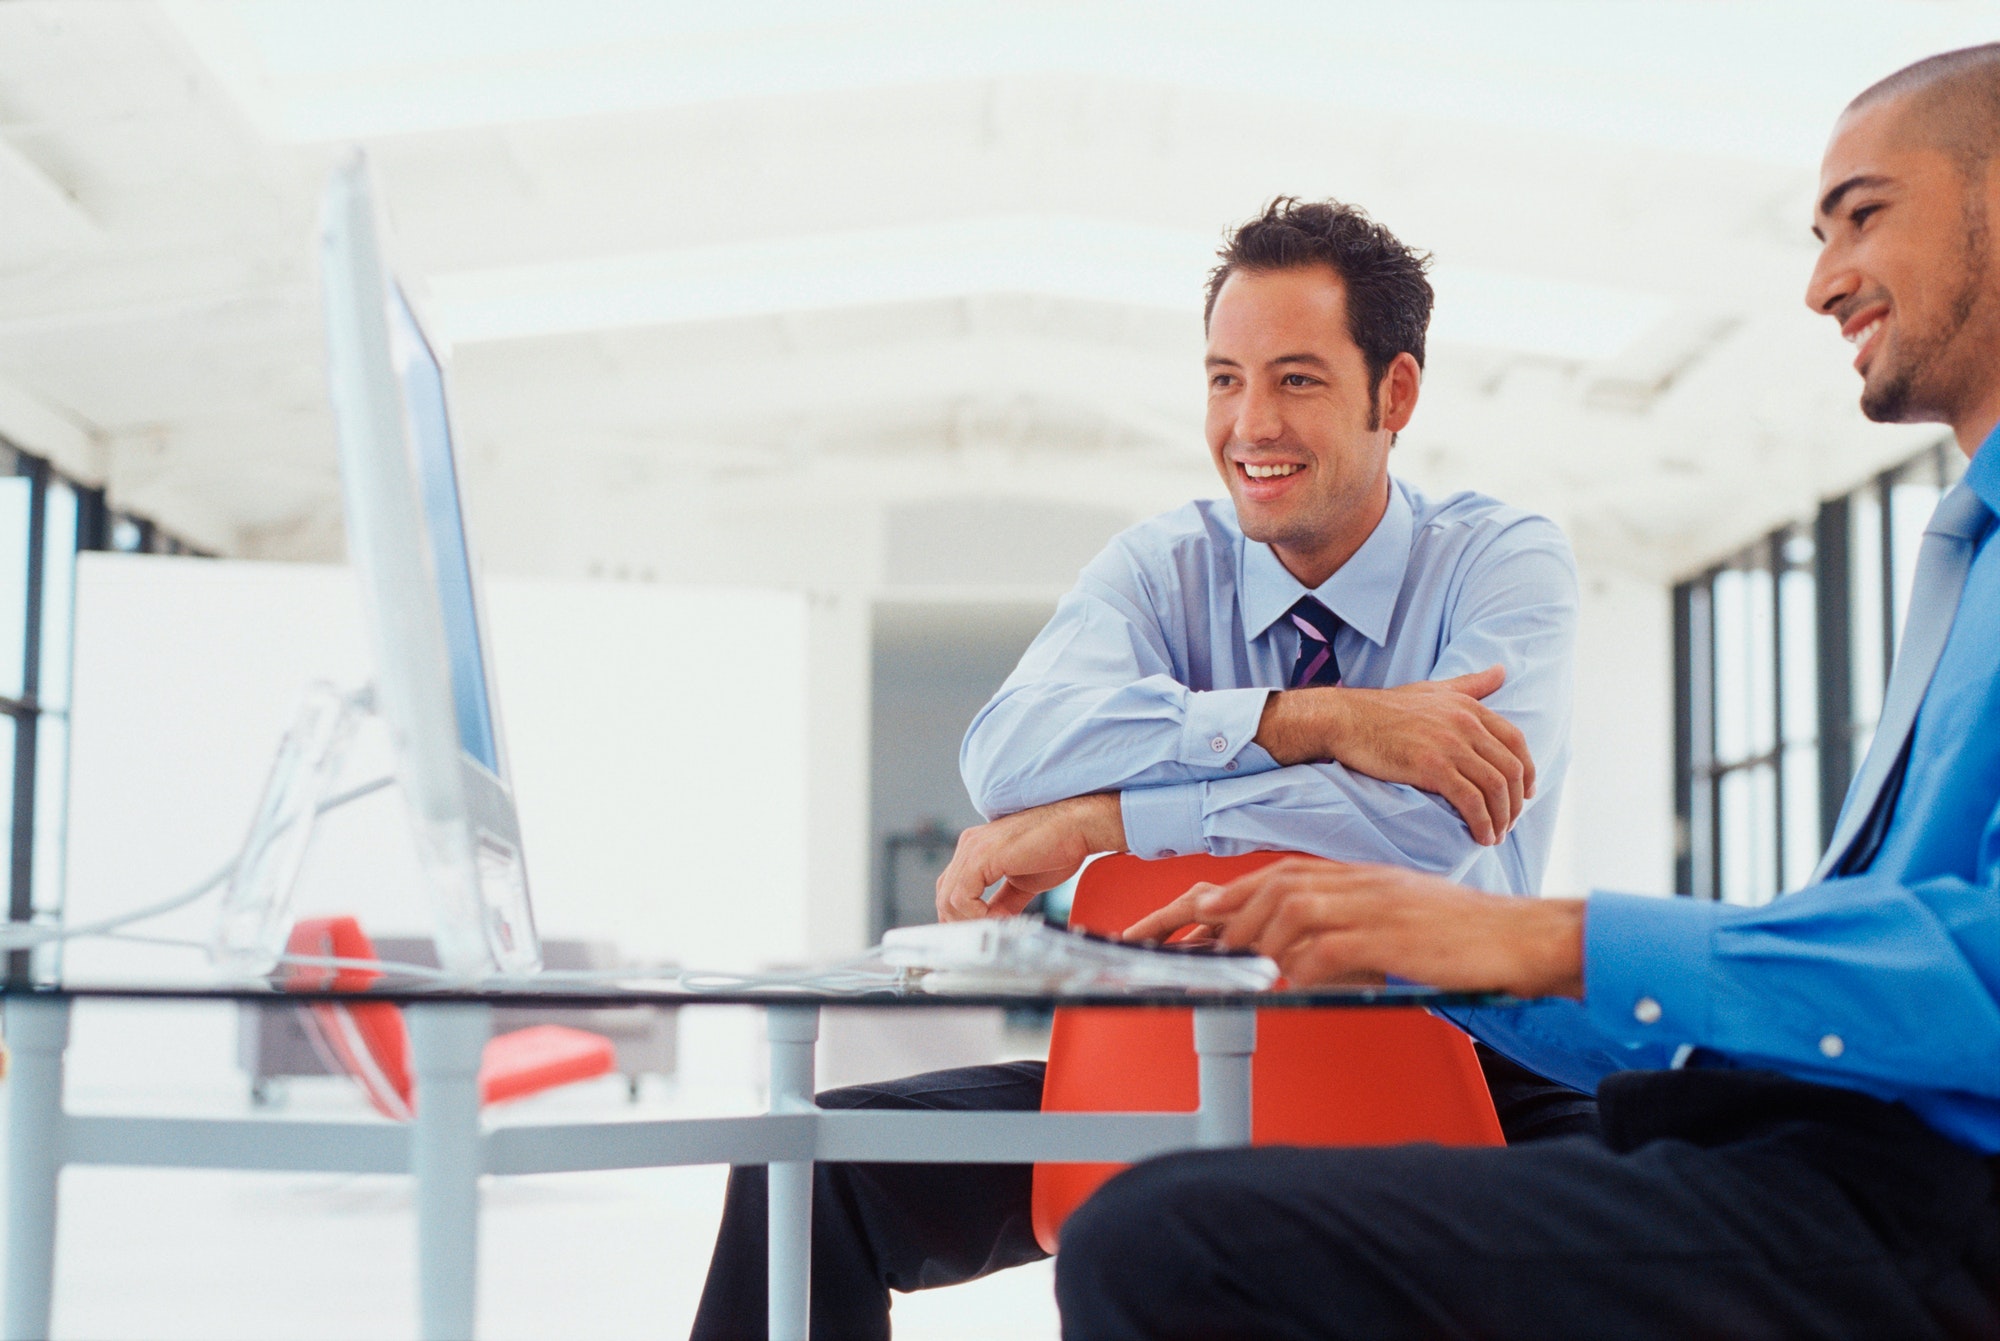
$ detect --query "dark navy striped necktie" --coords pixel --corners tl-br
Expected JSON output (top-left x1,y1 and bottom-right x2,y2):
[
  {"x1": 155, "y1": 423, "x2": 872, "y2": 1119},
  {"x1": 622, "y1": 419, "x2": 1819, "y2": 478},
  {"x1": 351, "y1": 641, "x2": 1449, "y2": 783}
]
[{"x1": 1287, "y1": 597, "x2": 1344, "y2": 688}]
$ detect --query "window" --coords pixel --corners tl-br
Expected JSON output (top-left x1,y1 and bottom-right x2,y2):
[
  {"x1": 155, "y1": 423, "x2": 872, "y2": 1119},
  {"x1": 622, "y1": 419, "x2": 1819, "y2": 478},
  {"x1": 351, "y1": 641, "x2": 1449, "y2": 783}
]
[
  {"x1": 0, "y1": 438, "x2": 204, "y2": 979},
  {"x1": 1674, "y1": 441, "x2": 1960, "y2": 903}
]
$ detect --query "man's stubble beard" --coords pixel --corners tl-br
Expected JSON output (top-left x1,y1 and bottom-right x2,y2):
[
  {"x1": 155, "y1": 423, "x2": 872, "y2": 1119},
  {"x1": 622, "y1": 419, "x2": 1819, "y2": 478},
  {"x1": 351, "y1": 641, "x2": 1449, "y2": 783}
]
[{"x1": 1863, "y1": 187, "x2": 1992, "y2": 423}]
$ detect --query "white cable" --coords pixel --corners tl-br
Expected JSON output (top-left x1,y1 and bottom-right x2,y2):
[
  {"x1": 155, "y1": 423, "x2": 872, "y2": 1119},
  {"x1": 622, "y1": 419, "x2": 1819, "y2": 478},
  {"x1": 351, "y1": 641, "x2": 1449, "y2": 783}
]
[
  {"x1": 497, "y1": 956, "x2": 910, "y2": 995},
  {"x1": 27, "y1": 769, "x2": 917, "y2": 994},
  {"x1": 270, "y1": 951, "x2": 458, "y2": 983},
  {"x1": 2, "y1": 775, "x2": 396, "y2": 951}
]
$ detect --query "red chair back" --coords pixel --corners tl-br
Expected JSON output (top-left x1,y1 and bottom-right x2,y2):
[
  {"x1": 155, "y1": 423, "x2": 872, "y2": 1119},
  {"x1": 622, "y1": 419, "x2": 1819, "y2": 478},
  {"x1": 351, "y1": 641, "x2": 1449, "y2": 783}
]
[
  {"x1": 1030, "y1": 852, "x2": 1502, "y2": 1252},
  {"x1": 284, "y1": 916, "x2": 415, "y2": 1120},
  {"x1": 284, "y1": 917, "x2": 617, "y2": 1116}
]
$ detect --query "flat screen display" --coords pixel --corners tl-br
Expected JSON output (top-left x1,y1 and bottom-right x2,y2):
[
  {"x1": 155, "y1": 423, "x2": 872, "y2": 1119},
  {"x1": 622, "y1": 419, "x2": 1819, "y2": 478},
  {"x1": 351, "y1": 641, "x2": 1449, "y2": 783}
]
[{"x1": 384, "y1": 282, "x2": 500, "y2": 775}]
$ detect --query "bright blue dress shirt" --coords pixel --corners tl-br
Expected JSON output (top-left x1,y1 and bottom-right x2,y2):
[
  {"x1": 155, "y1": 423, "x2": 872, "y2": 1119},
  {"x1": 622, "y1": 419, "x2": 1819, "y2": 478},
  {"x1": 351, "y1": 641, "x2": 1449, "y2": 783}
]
[
  {"x1": 1463, "y1": 433, "x2": 2000, "y2": 1153},
  {"x1": 960, "y1": 477, "x2": 1578, "y2": 895}
]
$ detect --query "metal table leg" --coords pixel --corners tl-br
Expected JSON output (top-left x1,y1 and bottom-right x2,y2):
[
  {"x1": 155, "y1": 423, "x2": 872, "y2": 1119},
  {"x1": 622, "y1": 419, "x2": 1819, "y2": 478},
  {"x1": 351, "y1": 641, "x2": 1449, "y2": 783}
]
[
  {"x1": 1192, "y1": 1007, "x2": 1255, "y2": 1148},
  {"x1": 4, "y1": 997, "x2": 69, "y2": 1341},
  {"x1": 408, "y1": 1003, "x2": 489, "y2": 1341},
  {"x1": 765, "y1": 1006, "x2": 819, "y2": 1341}
]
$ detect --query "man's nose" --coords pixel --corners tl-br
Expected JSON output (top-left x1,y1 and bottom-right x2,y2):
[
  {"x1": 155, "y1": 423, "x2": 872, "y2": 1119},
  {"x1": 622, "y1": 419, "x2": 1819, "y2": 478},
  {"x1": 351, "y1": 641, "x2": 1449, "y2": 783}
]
[
  {"x1": 1806, "y1": 244, "x2": 1856, "y2": 317},
  {"x1": 1236, "y1": 384, "x2": 1283, "y2": 443}
]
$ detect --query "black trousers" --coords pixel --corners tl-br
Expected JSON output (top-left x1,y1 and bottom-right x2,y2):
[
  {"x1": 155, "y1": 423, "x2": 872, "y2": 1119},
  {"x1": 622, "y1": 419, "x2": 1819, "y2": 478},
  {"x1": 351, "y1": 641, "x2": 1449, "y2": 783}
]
[
  {"x1": 1056, "y1": 1068, "x2": 2000, "y2": 1340},
  {"x1": 689, "y1": 1046, "x2": 1597, "y2": 1340}
]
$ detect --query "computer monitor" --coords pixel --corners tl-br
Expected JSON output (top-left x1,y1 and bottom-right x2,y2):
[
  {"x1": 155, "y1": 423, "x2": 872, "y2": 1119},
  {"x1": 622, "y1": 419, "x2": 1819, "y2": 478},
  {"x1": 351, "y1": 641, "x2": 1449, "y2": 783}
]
[{"x1": 313, "y1": 149, "x2": 541, "y2": 979}]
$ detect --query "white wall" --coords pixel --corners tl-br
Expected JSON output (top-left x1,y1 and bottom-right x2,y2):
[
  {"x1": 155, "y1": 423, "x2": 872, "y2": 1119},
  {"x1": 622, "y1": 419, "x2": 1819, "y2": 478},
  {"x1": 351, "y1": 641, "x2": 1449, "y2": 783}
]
[
  {"x1": 1548, "y1": 565, "x2": 1676, "y2": 899},
  {"x1": 62, "y1": 555, "x2": 871, "y2": 982}
]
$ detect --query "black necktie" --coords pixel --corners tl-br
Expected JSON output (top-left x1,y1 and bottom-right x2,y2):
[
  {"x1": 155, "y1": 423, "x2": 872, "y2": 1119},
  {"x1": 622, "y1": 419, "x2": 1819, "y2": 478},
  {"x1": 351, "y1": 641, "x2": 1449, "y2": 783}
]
[{"x1": 1287, "y1": 597, "x2": 1344, "y2": 688}]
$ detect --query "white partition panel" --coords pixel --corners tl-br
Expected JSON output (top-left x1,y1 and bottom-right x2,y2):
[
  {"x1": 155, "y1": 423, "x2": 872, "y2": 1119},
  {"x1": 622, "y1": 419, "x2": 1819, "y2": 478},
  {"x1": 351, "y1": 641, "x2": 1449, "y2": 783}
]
[{"x1": 63, "y1": 555, "x2": 865, "y2": 982}]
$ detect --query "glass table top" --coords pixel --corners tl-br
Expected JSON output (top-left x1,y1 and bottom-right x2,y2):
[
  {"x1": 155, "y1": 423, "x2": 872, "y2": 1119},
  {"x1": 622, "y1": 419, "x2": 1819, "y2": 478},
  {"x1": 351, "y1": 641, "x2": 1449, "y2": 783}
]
[{"x1": 3, "y1": 971, "x2": 1510, "y2": 1010}]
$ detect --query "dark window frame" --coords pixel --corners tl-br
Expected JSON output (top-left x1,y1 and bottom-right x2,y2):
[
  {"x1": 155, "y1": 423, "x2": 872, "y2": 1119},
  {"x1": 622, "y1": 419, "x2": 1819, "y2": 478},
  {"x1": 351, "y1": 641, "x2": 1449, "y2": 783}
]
[
  {"x1": 1673, "y1": 440, "x2": 1959, "y2": 902},
  {"x1": 0, "y1": 436, "x2": 207, "y2": 983}
]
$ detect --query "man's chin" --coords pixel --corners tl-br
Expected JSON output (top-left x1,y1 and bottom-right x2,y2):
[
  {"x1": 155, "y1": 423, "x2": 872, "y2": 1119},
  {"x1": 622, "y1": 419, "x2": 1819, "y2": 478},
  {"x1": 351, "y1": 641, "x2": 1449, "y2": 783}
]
[
  {"x1": 1232, "y1": 509, "x2": 1289, "y2": 547},
  {"x1": 1859, "y1": 366, "x2": 1919, "y2": 424}
]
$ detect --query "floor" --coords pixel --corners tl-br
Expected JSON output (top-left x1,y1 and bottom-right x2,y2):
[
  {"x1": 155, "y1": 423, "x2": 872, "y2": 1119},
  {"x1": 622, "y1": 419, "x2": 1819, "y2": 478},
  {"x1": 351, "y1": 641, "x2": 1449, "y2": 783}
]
[{"x1": 3, "y1": 999, "x2": 1062, "y2": 1340}]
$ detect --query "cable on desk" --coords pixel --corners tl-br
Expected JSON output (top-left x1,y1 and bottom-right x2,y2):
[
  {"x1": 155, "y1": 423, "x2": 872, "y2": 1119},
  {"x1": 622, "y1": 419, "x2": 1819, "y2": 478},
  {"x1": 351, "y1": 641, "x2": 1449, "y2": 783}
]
[
  {"x1": 1, "y1": 775, "x2": 396, "y2": 951},
  {"x1": 270, "y1": 951, "x2": 458, "y2": 982},
  {"x1": 96, "y1": 932, "x2": 459, "y2": 983},
  {"x1": 500, "y1": 958, "x2": 911, "y2": 995},
  {"x1": 30, "y1": 771, "x2": 915, "y2": 993}
]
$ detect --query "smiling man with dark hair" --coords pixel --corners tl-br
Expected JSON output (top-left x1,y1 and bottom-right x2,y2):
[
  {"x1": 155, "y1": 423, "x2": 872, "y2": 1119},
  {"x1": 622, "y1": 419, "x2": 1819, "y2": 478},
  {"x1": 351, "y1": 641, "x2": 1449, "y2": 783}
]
[
  {"x1": 1050, "y1": 47, "x2": 2000, "y2": 1341},
  {"x1": 690, "y1": 196, "x2": 1590, "y2": 1340}
]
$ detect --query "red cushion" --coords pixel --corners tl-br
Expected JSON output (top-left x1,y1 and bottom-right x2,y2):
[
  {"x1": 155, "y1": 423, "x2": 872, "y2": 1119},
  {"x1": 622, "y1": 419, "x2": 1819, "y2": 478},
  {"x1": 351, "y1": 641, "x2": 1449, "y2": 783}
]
[
  {"x1": 479, "y1": 1024, "x2": 618, "y2": 1105},
  {"x1": 284, "y1": 917, "x2": 618, "y2": 1115}
]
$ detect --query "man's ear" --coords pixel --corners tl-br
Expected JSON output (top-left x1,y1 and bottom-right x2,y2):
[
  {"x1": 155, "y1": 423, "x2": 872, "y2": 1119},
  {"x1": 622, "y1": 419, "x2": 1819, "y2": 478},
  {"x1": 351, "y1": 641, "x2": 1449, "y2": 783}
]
[
  {"x1": 1378, "y1": 352, "x2": 1423, "y2": 434},
  {"x1": 1980, "y1": 161, "x2": 2000, "y2": 268}
]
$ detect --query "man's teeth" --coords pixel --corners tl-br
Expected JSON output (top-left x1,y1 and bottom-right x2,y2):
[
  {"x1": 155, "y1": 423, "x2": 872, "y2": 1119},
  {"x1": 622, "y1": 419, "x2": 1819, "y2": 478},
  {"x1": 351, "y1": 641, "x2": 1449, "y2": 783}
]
[
  {"x1": 1847, "y1": 317, "x2": 1884, "y2": 346},
  {"x1": 1243, "y1": 463, "x2": 1303, "y2": 479}
]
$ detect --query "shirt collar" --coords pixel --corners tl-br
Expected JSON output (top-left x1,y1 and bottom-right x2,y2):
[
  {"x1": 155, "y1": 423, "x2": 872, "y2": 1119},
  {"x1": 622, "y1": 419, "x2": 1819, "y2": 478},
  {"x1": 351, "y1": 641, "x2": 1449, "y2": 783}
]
[
  {"x1": 1240, "y1": 480, "x2": 1413, "y2": 647},
  {"x1": 1966, "y1": 423, "x2": 2000, "y2": 520}
]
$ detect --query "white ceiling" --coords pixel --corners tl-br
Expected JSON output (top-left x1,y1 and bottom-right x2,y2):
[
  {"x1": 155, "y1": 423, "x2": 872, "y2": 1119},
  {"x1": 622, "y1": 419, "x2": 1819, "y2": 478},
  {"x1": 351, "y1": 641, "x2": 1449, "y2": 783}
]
[{"x1": 0, "y1": 1, "x2": 1986, "y2": 584}]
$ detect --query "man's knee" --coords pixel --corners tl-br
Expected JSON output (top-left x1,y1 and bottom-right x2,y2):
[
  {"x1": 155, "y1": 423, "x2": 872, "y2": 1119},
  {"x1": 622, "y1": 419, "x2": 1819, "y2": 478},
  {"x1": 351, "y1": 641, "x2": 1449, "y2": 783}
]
[
  {"x1": 813, "y1": 1061, "x2": 1047, "y2": 1113},
  {"x1": 1055, "y1": 1146, "x2": 1419, "y2": 1340},
  {"x1": 1054, "y1": 1151, "x2": 1250, "y2": 1334}
]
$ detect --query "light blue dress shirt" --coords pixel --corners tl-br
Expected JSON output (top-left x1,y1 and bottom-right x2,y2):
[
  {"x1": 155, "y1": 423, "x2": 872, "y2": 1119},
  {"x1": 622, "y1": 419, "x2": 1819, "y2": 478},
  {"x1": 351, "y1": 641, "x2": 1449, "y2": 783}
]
[
  {"x1": 1463, "y1": 433, "x2": 2000, "y2": 1153},
  {"x1": 960, "y1": 477, "x2": 1578, "y2": 895}
]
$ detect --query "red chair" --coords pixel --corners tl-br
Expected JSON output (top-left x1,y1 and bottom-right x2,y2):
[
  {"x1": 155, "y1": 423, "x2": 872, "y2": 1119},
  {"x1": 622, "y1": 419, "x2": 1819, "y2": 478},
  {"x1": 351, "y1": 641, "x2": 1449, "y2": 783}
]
[
  {"x1": 1031, "y1": 852, "x2": 1503, "y2": 1251},
  {"x1": 283, "y1": 916, "x2": 617, "y2": 1120}
]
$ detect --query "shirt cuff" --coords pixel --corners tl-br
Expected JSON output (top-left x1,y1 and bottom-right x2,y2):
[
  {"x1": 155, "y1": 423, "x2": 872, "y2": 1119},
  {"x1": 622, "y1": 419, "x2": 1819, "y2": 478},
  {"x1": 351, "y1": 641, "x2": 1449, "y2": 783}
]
[
  {"x1": 1583, "y1": 891, "x2": 1720, "y2": 1047},
  {"x1": 1177, "y1": 688, "x2": 1272, "y2": 769},
  {"x1": 1120, "y1": 783, "x2": 1207, "y2": 860}
]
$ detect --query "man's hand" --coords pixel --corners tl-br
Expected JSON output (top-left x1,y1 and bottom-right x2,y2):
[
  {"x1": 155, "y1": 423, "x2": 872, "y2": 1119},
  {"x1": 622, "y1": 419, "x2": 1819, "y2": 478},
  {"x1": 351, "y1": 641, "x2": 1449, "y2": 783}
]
[
  {"x1": 1119, "y1": 882, "x2": 1226, "y2": 946},
  {"x1": 1254, "y1": 665, "x2": 1534, "y2": 846},
  {"x1": 1126, "y1": 857, "x2": 1584, "y2": 997},
  {"x1": 934, "y1": 794, "x2": 1126, "y2": 922}
]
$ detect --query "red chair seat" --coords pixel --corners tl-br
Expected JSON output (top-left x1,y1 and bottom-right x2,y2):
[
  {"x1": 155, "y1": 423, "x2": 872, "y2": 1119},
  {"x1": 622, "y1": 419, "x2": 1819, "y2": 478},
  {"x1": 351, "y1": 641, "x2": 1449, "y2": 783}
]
[
  {"x1": 480, "y1": 1024, "x2": 617, "y2": 1105},
  {"x1": 284, "y1": 916, "x2": 616, "y2": 1119},
  {"x1": 1031, "y1": 853, "x2": 1502, "y2": 1252}
]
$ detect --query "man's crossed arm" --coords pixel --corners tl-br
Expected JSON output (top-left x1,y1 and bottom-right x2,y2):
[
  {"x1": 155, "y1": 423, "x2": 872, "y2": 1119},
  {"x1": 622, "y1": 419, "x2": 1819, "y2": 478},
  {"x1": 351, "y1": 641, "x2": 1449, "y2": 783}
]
[{"x1": 935, "y1": 666, "x2": 1533, "y2": 921}]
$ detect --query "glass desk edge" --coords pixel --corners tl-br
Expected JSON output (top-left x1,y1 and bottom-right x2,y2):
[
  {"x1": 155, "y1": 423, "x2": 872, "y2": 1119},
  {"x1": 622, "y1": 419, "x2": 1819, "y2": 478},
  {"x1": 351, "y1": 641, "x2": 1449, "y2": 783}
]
[{"x1": 0, "y1": 981, "x2": 1521, "y2": 1010}]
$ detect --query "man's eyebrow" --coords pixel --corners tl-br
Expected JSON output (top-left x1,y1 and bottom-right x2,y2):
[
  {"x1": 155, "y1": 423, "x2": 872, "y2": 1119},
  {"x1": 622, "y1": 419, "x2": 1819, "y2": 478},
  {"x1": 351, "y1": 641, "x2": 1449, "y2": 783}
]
[
  {"x1": 1204, "y1": 354, "x2": 1242, "y2": 368},
  {"x1": 1269, "y1": 353, "x2": 1330, "y2": 369},
  {"x1": 1817, "y1": 173, "x2": 1893, "y2": 223}
]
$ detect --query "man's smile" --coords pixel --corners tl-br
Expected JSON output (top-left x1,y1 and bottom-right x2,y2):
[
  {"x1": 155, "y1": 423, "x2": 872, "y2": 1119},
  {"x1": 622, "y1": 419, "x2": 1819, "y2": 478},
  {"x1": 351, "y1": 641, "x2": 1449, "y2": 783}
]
[
  {"x1": 1234, "y1": 458, "x2": 1310, "y2": 502},
  {"x1": 1842, "y1": 303, "x2": 1890, "y2": 373}
]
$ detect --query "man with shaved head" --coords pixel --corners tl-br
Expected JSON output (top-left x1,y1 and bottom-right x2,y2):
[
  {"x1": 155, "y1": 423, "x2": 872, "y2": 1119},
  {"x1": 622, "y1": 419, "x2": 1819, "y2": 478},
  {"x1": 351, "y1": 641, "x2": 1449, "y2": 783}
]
[{"x1": 1051, "y1": 44, "x2": 2000, "y2": 1341}]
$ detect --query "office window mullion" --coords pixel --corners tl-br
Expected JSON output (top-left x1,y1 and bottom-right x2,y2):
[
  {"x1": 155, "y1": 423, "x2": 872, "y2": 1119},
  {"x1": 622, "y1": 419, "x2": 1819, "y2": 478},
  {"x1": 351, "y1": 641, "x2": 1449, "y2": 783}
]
[
  {"x1": 1877, "y1": 472, "x2": 1898, "y2": 682},
  {"x1": 1673, "y1": 582, "x2": 1696, "y2": 896},
  {"x1": 1814, "y1": 496, "x2": 1853, "y2": 846},
  {"x1": 1702, "y1": 576, "x2": 1723, "y2": 901},
  {"x1": 5, "y1": 461, "x2": 45, "y2": 984},
  {"x1": 1766, "y1": 534, "x2": 1786, "y2": 893}
]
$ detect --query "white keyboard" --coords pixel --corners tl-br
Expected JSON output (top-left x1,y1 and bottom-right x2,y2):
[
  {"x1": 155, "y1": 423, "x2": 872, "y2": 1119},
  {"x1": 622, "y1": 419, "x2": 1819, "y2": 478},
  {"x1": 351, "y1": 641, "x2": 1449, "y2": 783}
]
[{"x1": 878, "y1": 918, "x2": 1278, "y2": 994}]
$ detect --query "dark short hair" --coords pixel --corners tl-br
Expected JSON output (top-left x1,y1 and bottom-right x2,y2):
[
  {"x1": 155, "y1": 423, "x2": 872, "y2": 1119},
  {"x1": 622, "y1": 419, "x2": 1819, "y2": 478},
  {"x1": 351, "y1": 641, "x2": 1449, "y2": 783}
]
[
  {"x1": 1849, "y1": 44, "x2": 2000, "y2": 177},
  {"x1": 1203, "y1": 197, "x2": 1434, "y2": 391}
]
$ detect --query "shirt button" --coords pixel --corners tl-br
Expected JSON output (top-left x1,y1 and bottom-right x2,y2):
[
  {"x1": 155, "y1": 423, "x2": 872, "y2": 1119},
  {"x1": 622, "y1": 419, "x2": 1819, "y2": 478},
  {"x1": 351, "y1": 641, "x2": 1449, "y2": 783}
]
[
  {"x1": 1633, "y1": 997, "x2": 1662, "y2": 1025},
  {"x1": 1209, "y1": 735, "x2": 1228, "y2": 753},
  {"x1": 1819, "y1": 1034, "x2": 1845, "y2": 1059},
  {"x1": 1224, "y1": 760, "x2": 1238, "y2": 771}
]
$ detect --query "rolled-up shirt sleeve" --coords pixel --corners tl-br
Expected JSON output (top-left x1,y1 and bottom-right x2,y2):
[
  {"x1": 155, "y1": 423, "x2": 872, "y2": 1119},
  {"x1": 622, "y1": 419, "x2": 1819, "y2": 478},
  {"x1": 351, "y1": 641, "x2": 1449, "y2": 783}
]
[{"x1": 961, "y1": 540, "x2": 1278, "y2": 820}]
